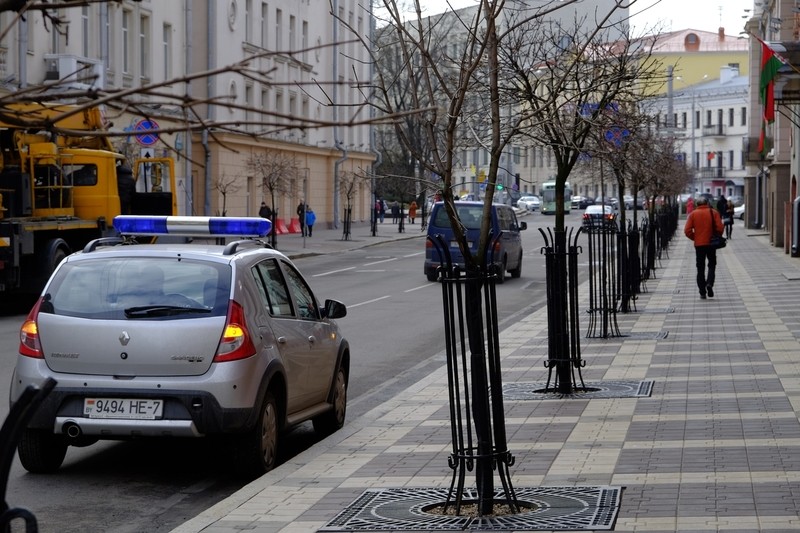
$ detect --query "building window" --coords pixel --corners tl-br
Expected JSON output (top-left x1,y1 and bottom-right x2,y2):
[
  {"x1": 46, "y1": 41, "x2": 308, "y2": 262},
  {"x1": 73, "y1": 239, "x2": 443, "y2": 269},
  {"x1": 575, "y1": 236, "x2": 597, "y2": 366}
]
[
  {"x1": 162, "y1": 24, "x2": 172, "y2": 79},
  {"x1": 245, "y1": 0, "x2": 252, "y2": 42},
  {"x1": 81, "y1": 6, "x2": 89, "y2": 57},
  {"x1": 261, "y1": 2, "x2": 268, "y2": 48},
  {"x1": 302, "y1": 20, "x2": 308, "y2": 62},
  {"x1": 695, "y1": 110, "x2": 700, "y2": 129},
  {"x1": 122, "y1": 10, "x2": 131, "y2": 74},
  {"x1": 728, "y1": 108, "x2": 734, "y2": 127},
  {"x1": 289, "y1": 15, "x2": 295, "y2": 51},
  {"x1": 741, "y1": 107, "x2": 747, "y2": 126},
  {"x1": 139, "y1": 14, "x2": 150, "y2": 80},
  {"x1": 706, "y1": 109, "x2": 712, "y2": 126},
  {"x1": 275, "y1": 9, "x2": 282, "y2": 49},
  {"x1": 728, "y1": 150, "x2": 734, "y2": 169},
  {"x1": 681, "y1": 112, "x2": 687, "y2": 128}
]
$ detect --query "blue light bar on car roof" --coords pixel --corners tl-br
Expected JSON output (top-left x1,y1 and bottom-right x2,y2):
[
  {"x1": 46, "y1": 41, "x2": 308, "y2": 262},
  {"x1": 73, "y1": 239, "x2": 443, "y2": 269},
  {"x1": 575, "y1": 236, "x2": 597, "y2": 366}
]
[{"x1": 113, "y1": 215, "x2": 272, "y2": 237}]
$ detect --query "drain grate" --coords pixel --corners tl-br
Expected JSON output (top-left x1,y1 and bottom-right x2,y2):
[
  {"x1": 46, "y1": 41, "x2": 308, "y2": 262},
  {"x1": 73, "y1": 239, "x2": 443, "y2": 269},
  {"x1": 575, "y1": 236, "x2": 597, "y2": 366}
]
[
  {"x1": 622, "y1": 330, "x2": 668, "y2": 339},
  {"x1": 320, "y1": 486, "x2": 622, "y2": 531},
  {"x1": 503, "y1": 379, "x2": 654, "y2": 400}
]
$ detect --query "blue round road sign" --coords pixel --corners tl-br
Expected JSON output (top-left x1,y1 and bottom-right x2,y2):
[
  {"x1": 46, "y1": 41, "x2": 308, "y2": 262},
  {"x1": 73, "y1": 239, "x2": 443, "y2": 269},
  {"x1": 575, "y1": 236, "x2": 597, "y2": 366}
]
[{"x1": 135, "y1": 119, "x2": 160, "y2": 146}]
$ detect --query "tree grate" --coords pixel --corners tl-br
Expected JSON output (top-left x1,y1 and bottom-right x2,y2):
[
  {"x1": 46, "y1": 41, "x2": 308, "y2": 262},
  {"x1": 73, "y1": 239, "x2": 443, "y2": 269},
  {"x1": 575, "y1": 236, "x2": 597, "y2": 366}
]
[
  {"x1": 503, "y1": 379, "x2": 654, "y2": 400},
  {"x1": 621, "y1": 330, "x2": 668, "y2": 339},
  {"x1": 637, "y1": 306, "x2": 675, "y2": 313},
  {"x1": 319, "y1": 486, "x2": 622, "y2": 531}
]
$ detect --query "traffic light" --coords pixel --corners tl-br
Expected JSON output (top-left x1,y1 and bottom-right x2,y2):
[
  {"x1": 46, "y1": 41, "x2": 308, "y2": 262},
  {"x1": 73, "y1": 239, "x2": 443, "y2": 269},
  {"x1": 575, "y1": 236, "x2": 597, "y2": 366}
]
[{"x1": 496, "y1": 183, "x2": 504, "y2": 191}]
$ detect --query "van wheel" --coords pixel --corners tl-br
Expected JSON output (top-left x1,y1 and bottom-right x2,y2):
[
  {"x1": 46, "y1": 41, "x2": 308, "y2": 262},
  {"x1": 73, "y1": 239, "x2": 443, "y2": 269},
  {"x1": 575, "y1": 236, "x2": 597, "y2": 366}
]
[
  {"x1": 509, "y1": 253, "x2": 522, "y2": 279},
  {"x1": 495, "y1": 257, "x2": 506, "y2": 284}
]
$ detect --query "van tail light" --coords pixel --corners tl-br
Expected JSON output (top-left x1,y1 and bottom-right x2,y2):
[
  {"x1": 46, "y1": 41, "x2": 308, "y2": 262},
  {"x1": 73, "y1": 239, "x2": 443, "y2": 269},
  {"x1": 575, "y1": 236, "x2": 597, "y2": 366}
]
[
  {"x1": 214, "y1": 300, "x2": 257, "y2": 362},
  {"x1": 19, "y1": 298, "x2": 44, "y2": 358}
]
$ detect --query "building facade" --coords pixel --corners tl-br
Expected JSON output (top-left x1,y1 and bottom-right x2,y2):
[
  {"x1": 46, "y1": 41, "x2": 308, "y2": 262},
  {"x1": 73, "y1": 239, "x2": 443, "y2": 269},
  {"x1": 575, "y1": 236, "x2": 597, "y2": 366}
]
[{"x1": 0, "y1": 0, "x2": 375, "y2": 228}]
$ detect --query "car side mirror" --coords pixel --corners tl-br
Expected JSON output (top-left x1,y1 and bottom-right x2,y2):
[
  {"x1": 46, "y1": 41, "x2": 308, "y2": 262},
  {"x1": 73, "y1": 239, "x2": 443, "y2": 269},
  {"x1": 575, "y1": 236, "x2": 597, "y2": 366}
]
[
  {"x1": 323, "y1": 299, "x2": 347, "y2": 319},
  {"x1": 517, "y1": 221, "x2": 527, "y2": 231}
]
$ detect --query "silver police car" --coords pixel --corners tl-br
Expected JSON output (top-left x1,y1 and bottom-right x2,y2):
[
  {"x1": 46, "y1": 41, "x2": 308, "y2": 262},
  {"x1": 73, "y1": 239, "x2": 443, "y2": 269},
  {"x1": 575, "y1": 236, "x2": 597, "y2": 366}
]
[{"x1": 11, "y1": 216, "x2": 349, "y2": 475}]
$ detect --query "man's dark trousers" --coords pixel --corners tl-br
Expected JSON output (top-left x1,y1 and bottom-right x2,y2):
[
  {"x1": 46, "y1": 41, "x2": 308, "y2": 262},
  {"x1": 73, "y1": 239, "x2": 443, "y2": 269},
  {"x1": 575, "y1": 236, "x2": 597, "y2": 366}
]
[{"x1": 695, "y1": 244, "x2": 717, "y2": 295}]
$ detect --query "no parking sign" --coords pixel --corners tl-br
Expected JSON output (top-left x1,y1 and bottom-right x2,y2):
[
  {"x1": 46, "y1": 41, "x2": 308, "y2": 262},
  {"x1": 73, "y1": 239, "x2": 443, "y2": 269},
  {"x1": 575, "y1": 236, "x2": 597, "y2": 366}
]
[{"x1": 134, "y1": 119, "x2": 160, "y2": 146}]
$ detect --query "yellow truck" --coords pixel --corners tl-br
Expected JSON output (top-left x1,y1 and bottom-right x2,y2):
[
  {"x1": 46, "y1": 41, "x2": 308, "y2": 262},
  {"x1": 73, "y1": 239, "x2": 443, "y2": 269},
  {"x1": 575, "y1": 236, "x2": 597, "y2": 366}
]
[{"x1": 0, "y1": 103, "x2": 176, "y2": 296}]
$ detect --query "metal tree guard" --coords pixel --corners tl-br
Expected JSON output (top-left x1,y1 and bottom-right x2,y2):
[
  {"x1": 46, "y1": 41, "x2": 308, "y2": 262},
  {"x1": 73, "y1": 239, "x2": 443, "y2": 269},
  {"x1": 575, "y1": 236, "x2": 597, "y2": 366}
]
[
  {"x1": 539, "y1": 227, "x2": 586, "y2": 394},
  {"x1": 1, "y1": 378, "x2": 56, "y2": 533},
  {"x1": 584, "y1": 222, "x2": 622, "y2": 339},
  {"x1": 428, "y1": 234, "x2": 519, "y2": 517}
]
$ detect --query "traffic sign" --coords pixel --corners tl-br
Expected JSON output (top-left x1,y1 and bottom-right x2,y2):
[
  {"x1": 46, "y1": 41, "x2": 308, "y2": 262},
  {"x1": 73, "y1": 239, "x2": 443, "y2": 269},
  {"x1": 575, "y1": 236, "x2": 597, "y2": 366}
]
[{"x1": 135, "y1": 119, "x2": 160, "y2": 146}]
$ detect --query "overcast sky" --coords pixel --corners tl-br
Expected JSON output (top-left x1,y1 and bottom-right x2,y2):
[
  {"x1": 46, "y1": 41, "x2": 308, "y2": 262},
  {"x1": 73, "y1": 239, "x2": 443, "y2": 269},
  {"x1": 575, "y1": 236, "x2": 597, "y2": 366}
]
[{"x1": 417, "y1": 0, "x2": 753, "y2": 36}]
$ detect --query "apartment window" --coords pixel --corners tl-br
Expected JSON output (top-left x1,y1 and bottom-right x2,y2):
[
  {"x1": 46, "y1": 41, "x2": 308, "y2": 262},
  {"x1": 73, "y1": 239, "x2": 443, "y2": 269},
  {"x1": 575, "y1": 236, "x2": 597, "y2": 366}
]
[
  {"x1": 81, "y1": 6, "x2": 89, "y2": 57},
  {"x1": 728, "y1": 108, "x2": 734, "y2": 127},
  {"x1": 275, "y1": 91, "x2": 283, "y2": 124},
  {"x1": 681, "y1": 112, "x2": 687, "y2": 128},
  {"x1": 289, "y1": 15, "x2": 295, "y2": 51},
  {"x1": 261, "y1": 3, "x2": 268, "y2": 48},
  {"x1": 302, "y1": 20, "x2": 308, "y2": 62},
  {"x1": 122, "y1": 10, "x2": 132, "y2": 74},
  {"x1": 482, "y1": 149, "x2": 488, "y2": 165},
  {"x1": 717, "y1": 109, "x2": 723, "y2": 127},
  {"x1": 245, "y1": 84, "x2": 253, "y2": 131},
  {"x1": 289, "y1": 92, "x2": 297, "y2": 121},
  {"x1": 162, "y1": 24, "x2": 172, "y2": 79},
  {"x1": 706, "y1": 109, "x2": 712, "y2": 126},
  {"x1": 275, "y1": 9, "x2": 282, "y2": 49},
  {"x1": 139, "y1": 14, "x2": 151, "y2": 80},
  {"x1": 245, "y1": 0, "x2": 252, "y2": 42},
  {"x1": 513, "y1": 146, "x2": 520, "y2": 164},
  {"x1": 728, "y1": 150, "x2": 734, "y2": 169},
  {"x1": 695, "y1": 110, "x2": 700, "y2": 129},
  {"x1": 301, "y1": 96, "x2": 309, "y2": 121},
  {"x1": 741, "y1": 107, "x2": 747, "y2": 126}
]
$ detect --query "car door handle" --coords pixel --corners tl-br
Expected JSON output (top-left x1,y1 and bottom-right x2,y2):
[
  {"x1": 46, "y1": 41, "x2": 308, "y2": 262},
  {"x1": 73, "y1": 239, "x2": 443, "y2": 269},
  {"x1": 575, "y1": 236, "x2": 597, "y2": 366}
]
[
  {"x1": 277, "y1": 336, "x2": 287, "y2": 344},
  {"x1": 307, "y1": 336, "x2": 316, "y2": 344}
]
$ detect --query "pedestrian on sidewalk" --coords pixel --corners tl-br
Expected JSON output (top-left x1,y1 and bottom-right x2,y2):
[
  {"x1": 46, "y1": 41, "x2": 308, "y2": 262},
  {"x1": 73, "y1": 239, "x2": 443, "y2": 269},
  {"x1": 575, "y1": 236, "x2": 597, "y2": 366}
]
[
  {"x1": 305, "y1": 206, "x2": 316, "y2": 237},
  {"x1": 724, "y1": 199, "x2": 735, "y2": 239},
  {"x1": 297, "y1": 201, "x2": 307, "y2": 236},
  {"x1": 408, "y1": 200, "x2": 418, "y2": 224},
  {"x1": 391, "y1": 201, "x2": 400, "y2": 224},
  {"x1": 684, "y1": 196, "x2": 724, "y2": 299},
  {"x1": 259, "y1": 202, "x2": 272, "y2": 220}
]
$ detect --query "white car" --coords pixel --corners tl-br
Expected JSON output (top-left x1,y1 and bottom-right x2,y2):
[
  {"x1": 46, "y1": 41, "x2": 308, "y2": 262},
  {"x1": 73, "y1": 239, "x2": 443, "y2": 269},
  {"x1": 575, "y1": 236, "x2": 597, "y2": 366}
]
[
  {"x1": 517, "y1": 195, "x2": 540, "y2": 211},
  {"x1": 734, "y1": 204, "x2": 745, "y2": 220}
]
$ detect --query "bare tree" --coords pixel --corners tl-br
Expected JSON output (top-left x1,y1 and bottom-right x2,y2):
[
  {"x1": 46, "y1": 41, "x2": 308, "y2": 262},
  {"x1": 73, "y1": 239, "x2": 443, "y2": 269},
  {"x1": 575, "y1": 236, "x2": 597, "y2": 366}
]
[
  {"x1": 212, "y1": 173, "x2": 241, "y2": 217},
  {"x1": 245, "y1": 151, "x2": 299, "y2": 245}
]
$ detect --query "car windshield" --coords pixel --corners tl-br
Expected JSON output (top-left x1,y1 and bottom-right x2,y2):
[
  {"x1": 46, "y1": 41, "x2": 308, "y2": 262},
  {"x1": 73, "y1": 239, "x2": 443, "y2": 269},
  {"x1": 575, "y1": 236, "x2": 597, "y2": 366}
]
[{"x1": 41, "y1": 258, "x2": 232, "y2": 320}]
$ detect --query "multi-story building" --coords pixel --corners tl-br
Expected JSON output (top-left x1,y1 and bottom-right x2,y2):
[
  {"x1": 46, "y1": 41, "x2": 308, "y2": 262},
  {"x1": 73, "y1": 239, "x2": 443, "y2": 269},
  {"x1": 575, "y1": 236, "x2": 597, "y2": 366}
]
[
  {"x1": 0, "y1": 0, "x2": 374, "y2": 227},
  {"x1": 655, "y1": 65, "x2": 749, "y2": 200}
]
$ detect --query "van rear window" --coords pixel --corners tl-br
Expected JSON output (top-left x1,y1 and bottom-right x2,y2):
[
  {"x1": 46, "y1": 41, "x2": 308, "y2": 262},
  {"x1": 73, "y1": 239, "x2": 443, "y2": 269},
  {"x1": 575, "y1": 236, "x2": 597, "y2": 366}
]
[{"x1": 432, "y1": 206, "x2": 484, "y2": 230}]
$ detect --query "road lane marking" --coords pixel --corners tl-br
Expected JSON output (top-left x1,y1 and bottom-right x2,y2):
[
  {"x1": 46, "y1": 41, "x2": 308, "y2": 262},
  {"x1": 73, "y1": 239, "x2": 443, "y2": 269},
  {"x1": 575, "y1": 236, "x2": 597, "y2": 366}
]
[
  {"x1": 312, "y1": 266, "x2": 356, "y2": 277},
  {"x1": 403, "y1": 252, "x2": 424, "y2": 258},
  {"x1": 405, "y1": 285, "x2": 430, "y2": 293},
  {"x1": 348, "y1": 295, "x2": 391, "y2": 308},
  {"x1": 363, "y1": 257, "x2": 398, "y2": 266}
]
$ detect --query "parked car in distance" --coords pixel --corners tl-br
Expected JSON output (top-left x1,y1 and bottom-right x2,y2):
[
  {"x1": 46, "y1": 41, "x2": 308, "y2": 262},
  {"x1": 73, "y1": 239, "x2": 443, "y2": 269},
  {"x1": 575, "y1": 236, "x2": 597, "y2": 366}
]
[
  {"x1": 595, "y1": 196, "x2": 619, "y2": 209},
  {"x1": 582, "y1": 205, "x2": 617, "y2": 231},
  {"x1": 517, "y1": 195, "x2": 540, "y2": 211},
  {"x1": 425, "y1": 201, "x2": 526, "y2": 283},
  {"x1": 734, "y1": 204, "x2": 745, "y2": 220},
  {"x1": 10, "y1": 216, "x2": 350, "y2": 476},
  {"x1": 623, "y1": 195, "x2": 645, "y2": 210},
  {"x1": 571, "y1": 196, "x2": 595, "y2": 210}
]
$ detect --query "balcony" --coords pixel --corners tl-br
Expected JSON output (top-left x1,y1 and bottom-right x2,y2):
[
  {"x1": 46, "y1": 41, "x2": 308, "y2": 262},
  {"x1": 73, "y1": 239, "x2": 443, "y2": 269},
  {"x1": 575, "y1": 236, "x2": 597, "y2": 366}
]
[
  {"x1": 702, "y1": 124, "x2": 726, "y2": 137},
  {"x1": 700, "y1": 167, "x2": 726, "y2": 180}
]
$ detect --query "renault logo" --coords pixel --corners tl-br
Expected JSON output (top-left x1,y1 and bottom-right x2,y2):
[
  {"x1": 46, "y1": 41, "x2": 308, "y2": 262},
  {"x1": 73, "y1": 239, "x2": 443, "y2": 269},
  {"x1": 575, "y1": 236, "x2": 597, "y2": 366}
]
[{"x1": 119, "y1": 331, "x2": 130, "y2": 346}]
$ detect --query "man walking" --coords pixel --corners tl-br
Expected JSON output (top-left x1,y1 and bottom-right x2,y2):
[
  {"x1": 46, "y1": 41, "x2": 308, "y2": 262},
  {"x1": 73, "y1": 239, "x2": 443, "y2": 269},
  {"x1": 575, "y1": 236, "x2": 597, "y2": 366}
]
[{"x1": 684, "y1": 196, "x2": 724, "y2": 299}]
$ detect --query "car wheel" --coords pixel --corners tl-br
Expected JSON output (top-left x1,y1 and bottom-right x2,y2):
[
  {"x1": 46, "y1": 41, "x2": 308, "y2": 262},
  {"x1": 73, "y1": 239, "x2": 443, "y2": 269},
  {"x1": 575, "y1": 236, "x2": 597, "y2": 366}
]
[
  {"x1": 426, "y1": 270, "x2": 438, "y2": 282},
  {"x1": 313, "y1": 366, "x2": 347, "y2": 436},
  {"x1": 17, "y1": 428, "x2": 68, "y2": 473},
  {"x1": 232, "y1": 391, "x2": 279, "y2": 476},
  {"x1": 509, "y1": 253, "x2": 522, "y2": 279}
]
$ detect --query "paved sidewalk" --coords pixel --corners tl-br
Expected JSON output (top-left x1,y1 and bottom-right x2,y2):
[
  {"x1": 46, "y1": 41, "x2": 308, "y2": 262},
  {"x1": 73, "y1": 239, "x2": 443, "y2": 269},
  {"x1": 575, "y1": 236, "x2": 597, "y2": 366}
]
[{"x1": 173, "y1": 221, "x2": 800, "y2": 533}]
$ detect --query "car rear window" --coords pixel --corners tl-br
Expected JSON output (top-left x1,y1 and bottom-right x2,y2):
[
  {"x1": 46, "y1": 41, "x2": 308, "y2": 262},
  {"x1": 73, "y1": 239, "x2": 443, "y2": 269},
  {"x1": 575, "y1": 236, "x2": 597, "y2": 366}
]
[
  {"x1": 431, "y1": 205, "x2": 484, "y2": 230},
  {"x1": 42, "y1": 258, "x2": 232, "y2": 319}
]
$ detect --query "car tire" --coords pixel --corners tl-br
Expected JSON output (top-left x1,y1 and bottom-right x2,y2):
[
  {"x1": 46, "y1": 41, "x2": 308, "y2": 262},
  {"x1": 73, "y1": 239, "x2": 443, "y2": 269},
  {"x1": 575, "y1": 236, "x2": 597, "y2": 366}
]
[
  {"x1": 232, "y1": 391, "x2": 279, "y2": 476},
  {"x1": 313, "y1": 366, "x2": 347, "y2": 436},
  {"x1": 426, "y1": 270, "x2": 438, "y2": 282},
  {"x1": 18, "y1": 428, "x2": 68, "y2": 473},
  {"x1": 495, "y1": 257, "x2": 506, "y2": 285},
  {"x1": 509, "y1": 253, "x2": 522, "y2": 279}
]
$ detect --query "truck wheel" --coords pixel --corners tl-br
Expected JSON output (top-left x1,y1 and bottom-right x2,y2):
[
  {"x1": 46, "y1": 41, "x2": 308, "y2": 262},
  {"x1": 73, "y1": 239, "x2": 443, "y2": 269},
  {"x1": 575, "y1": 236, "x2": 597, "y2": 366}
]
[
  {"x1": 40, "y1": 238, "x2": 69, "y2": 281},
  {"x1": 313, "y1": 366, "x2": 347, "y2": 436},
  {"x1": 18, "y1": 428, "x2": 68, "y2": 473}
]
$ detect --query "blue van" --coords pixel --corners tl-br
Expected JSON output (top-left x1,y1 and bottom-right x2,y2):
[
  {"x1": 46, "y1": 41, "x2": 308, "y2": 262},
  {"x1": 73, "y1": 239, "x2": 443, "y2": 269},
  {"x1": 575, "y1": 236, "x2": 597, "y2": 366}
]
[{"x1": 424, "y1": 201, "x2": 526, "y2": 283}]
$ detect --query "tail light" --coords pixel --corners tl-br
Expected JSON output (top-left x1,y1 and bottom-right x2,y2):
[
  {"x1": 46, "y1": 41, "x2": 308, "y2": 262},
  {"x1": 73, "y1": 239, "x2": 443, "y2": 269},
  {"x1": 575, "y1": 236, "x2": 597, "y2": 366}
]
[
  {"x1": 214, "y1": 300, "x2": 257, "y2": 362},
  {"x1": 19, "y1": 298, "x2": 44, "y2": 358}
]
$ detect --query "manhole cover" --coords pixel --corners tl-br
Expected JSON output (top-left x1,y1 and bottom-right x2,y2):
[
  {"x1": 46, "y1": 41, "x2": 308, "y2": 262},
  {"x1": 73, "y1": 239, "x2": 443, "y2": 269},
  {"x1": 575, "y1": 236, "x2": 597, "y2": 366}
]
[
  {"x1": 320, "y1": 486, "x2": 622, "y2": 531},
  {"x1": 504, "y1": 379, "x2": 654, "y2": 400}
]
